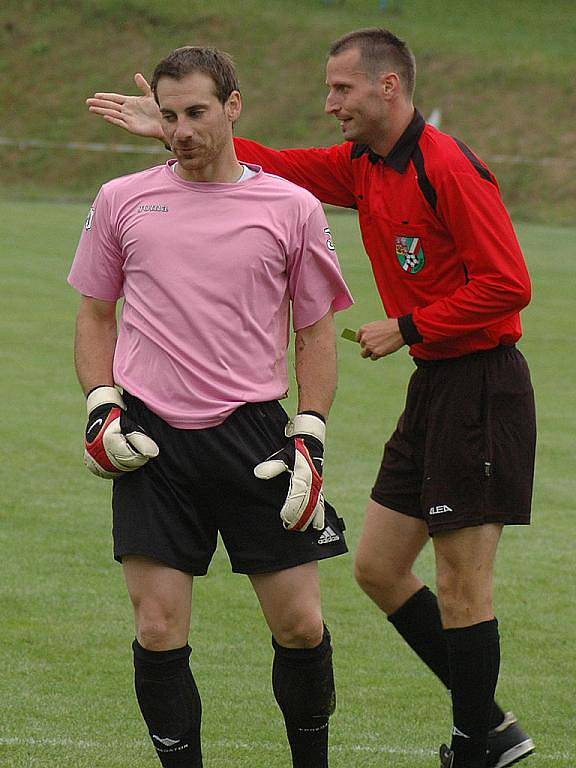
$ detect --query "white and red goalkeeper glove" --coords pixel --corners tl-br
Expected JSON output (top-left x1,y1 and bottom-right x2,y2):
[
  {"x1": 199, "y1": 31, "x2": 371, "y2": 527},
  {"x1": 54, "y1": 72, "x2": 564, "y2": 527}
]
[
  {"x1": 84, "y1": 386, "x2": 159, "y2": 479},
  {"x1": 254, "y1": 412, "x2": 325, "y2": 532}
]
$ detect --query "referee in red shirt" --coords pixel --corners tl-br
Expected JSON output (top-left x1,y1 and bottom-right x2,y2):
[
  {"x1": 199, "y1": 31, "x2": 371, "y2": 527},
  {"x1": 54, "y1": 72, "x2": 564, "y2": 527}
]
[{"x1": 88, "y1": 28, "x2": 536, "y2": 768}]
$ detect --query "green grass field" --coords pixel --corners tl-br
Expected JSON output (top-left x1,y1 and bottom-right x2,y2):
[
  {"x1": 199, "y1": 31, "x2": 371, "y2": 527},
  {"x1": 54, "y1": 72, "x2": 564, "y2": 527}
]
[
  {"x1": 1, "y1": 0, "x2": 575, "y2": 223},
  {"x1": 1, "y1": 200, "x2": 574, "y2": 767}
]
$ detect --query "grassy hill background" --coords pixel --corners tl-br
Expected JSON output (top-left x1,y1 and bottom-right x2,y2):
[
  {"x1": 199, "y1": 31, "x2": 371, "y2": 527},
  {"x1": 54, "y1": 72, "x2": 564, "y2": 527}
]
[{"x1": 1, "y1": 0, "x2": 575, "y2": 223}]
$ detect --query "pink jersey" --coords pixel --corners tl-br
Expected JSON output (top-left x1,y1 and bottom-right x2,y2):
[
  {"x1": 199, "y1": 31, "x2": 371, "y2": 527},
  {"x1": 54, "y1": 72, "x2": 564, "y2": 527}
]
[{"x1": 69, "y1": 161, "x2": 353, "y2": 428}]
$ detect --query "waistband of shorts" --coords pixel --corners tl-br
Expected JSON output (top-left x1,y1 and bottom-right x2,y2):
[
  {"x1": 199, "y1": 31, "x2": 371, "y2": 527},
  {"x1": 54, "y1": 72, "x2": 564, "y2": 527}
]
[
  {"x1": 120, "y1": 391, "x2": 284, "y2": 428},
  {"x1": 413, "y1": 344, "x2": 516, "y2": 368}
]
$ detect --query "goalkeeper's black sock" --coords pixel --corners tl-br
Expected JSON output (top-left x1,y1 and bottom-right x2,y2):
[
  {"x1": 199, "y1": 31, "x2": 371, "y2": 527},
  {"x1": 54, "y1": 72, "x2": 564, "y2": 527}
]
[
  {"x1": 388, "y1": 586, "x2": 506, "y2": 729},
  {"x1": 446, "y1": 619, "x2": 501, "y2": 768},
  {"x1": 272, "y1": 625, "x2": 335, "y2": 768},
  {"x1": 133, "y1": 640, "x2": 203, "y2": 768}
]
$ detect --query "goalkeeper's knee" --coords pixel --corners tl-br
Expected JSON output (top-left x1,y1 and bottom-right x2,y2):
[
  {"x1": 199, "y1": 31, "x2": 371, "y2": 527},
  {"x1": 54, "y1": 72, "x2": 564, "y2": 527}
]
[{"x1": 272, "y1": 625, "x2": 336, "y2": 723}]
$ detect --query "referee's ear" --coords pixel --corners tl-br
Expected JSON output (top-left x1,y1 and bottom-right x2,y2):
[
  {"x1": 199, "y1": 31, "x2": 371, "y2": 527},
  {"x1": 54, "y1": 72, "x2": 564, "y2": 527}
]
[{"x1": 379, "y1": 71, "x2": 401, "y2": 102}]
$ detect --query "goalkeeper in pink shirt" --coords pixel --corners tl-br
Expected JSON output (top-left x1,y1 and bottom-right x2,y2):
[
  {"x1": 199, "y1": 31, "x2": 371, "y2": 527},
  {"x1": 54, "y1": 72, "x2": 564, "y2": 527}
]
[{"x1": 69, "y1": 46, "x2": 353, "y2": 768}]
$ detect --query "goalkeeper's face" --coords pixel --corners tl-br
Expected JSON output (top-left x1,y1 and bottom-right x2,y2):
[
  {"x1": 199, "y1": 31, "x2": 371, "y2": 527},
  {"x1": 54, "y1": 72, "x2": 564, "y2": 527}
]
[{"x1": 157, "y1": 72, "x2": 241, "y2": 178}]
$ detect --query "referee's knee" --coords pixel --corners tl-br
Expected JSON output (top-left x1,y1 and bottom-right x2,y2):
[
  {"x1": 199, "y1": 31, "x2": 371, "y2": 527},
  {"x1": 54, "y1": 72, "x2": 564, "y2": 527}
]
[
  {"x1": 436, "y1": 578, "x2": 494, "y2": 627},
  {"x1": 354, "y1": 553, "x2": 395, "y2": 597}
]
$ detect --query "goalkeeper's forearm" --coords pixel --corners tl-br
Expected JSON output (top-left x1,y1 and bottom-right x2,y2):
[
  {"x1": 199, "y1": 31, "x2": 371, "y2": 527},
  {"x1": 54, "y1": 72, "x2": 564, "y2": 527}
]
[
  {"x1": 295, "y1": 311, "x2": 338, "y2": 419},
  {"x1": 74, "y1": 296, "x2": 117, "y2": 394}
]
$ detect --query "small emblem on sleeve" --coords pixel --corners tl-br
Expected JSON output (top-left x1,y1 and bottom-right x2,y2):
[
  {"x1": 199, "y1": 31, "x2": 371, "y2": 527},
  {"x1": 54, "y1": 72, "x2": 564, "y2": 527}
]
[
  {"x1": 395, "y1": 235, "x2": 425, "y2": 274},
  {"x1": 85, "y1": 206, "x2": 95, "y2": 231},
  {"x1": 323, "y1": 227, "x2": 336, "y2": 251}
]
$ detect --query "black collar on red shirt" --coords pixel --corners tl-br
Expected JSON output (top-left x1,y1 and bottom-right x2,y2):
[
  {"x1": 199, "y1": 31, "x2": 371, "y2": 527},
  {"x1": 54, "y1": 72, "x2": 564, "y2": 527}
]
[{"x1": 351, "y1": 109, "x2": 425, "y2": 172}]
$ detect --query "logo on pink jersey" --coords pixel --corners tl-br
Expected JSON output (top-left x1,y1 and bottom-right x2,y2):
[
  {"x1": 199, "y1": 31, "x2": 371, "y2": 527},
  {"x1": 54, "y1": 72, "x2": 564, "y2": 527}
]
[{"x1": 138, "y1": 204, "x2": 169, "y2": 213}]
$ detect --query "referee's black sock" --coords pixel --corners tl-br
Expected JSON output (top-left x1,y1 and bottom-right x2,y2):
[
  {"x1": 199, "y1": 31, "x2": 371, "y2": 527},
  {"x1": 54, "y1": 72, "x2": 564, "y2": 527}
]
[
  {"x1": 272, "y1": 625, "x2": 336, "y2": 768},
  {"x1": 388, "y1": 586, "x2": 506, "y2": 729},
  {"x1": 133, "y1": 640, "x2": 203, "y2": 768},
  {"x1": 446, "y1": 619, "x2": 500, "y2": 768}
]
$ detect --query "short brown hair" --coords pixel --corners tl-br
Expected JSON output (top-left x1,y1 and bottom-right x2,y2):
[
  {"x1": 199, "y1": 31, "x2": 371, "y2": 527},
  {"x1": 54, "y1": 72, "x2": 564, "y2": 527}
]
[
  {"x1": 329, "y1": 28, "x2": 416, "y2": 97},
  {"x1": 151, "y1": 46, "x2": 240, "y2": 104}
]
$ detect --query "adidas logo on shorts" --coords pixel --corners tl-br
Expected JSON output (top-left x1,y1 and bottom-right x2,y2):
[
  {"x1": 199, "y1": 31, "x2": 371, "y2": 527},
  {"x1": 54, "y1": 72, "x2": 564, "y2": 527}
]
[{"x1": 317, "y1": 526, "x2": 340, "y2": 545}]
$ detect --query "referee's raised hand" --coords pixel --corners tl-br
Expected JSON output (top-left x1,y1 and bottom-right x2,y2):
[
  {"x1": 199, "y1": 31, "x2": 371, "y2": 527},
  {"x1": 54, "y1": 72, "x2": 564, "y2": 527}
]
[{"x1": 86, "y1": 73, "x2": 164, "y2": 141}]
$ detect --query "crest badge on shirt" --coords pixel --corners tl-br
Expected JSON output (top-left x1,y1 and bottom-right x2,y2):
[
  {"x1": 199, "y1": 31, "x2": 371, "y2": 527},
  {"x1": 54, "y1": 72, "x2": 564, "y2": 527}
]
[{"x1": 395, "y1": 235, "x2": 425, "y2": 274}]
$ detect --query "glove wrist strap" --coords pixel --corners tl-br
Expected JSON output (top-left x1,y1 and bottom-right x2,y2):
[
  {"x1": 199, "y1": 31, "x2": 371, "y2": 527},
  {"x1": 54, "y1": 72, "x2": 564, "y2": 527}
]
[
  {"x1": 298, "y1": 410, "x2": 325, "y2": 423},
  {"x1": 86, "y1": 385, "x2": 126, "y2": 415},
  {"x1": 288, "y1": 413, "x2": 326, "y2": 444}
]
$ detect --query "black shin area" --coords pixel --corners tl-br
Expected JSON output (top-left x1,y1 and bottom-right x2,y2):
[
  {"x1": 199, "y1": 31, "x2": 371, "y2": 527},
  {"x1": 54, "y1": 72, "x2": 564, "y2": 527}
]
[
  {"x1": 133, "y1": 640, "x2": 203, "y2": 768},
  {"x1": 446, "y1": 619, "x2": 501, "y2": 768},
  {"x1": 389, "y1": 587, "x2": 505, "y2": 729},
  {"x1": 388, "y1": 586, "x2": 452, "y2": 686},
  {"x1": 272, "y1": 626, "x2": 335, "y2": 768}
]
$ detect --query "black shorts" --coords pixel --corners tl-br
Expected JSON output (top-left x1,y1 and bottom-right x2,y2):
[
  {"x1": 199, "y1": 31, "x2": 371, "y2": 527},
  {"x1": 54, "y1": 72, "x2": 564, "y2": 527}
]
[
  {"x1": 371, "y1": 345, "x2": 536, "y2": 535},
  {"x1": 112, "y1": 395, "x2": 347, "y2": 575}
]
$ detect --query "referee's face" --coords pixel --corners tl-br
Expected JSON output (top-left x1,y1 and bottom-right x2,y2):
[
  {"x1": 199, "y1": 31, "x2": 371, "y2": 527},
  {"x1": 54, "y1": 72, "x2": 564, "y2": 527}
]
[
  {"x1": 157, "y1": 72, "x2": 241, "y2": 180},
  {"x1": 325, "y1": 48, "x2": 392, "y2": 148}
]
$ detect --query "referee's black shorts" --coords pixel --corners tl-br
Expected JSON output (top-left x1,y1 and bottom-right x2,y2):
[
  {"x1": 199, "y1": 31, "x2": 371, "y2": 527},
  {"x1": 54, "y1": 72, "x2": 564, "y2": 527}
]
[
  {"x1": 371, "y1": 345, "x2": 536, "y2": 535},
  {"x1": 112, "y1": 395, "x2": 347, "y2": 575}
]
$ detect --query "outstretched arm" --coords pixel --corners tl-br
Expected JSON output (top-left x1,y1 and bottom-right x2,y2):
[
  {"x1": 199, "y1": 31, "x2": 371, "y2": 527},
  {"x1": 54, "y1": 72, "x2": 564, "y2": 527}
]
[
  {"x1": 86, "y1": 73, "x2": 164, "y2": 141},
  {"x1": 233, "y1": 138, "x2": 356, "y2": 207},
  {"x1": 87, "y1": 74, "x2": 356, "y2": 207}
]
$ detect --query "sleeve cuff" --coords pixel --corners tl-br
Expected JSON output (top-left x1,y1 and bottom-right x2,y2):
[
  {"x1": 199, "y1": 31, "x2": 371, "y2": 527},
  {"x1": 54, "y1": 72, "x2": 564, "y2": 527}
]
[{"x1": 398, "y1": 314, "x2": 423, "y2": 346}]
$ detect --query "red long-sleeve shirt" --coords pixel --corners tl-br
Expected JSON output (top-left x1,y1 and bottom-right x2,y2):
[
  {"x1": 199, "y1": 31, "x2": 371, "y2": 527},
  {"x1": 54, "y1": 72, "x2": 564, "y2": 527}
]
[{"x1": 234, "y1": 110, "x2": 531, "y2": 360}]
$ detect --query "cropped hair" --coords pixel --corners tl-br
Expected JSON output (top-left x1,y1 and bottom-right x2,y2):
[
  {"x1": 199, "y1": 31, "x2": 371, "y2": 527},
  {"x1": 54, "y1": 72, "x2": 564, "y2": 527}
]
[
  {"x1": 329, "y1": 28, "x2": 416, "y2": 97},
  {"x1": 151, "y1": 46, "x2": 240, "y2": 104}
]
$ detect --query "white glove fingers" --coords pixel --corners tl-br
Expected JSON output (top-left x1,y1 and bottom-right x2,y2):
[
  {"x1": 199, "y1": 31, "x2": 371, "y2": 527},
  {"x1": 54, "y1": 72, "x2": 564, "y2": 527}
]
[
  {"x1": 84, "y1": 394, "x2": 159, "y2": 479},
  {"x1": 125, "y1": 431, "x2": 160, "y2": 458},
  {"x1": 311, "y1": 494, "x2": 326, "y2": 531},
  {"x1": 279, "y1": 451, "x2": 319, "y2": 531},
  {"x1": 253, "y1": 415, "x2": 325, "y2": 533},
  {"x1": 254, "y1": 459, "x2": 289, "y2": 480},
  {"x1": 102, "y1": 424, "x2": 151, "y2": 470}
]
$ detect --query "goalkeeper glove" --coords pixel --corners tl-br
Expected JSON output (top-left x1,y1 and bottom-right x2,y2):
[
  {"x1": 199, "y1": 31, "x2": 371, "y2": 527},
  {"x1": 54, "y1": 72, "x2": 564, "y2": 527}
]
[
  {"x1": 84, "y1": 386, "x2": 159, "y2": 479},
  {"x1": 254, "y1": 412, "x2": 325, "y2": 532}
]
